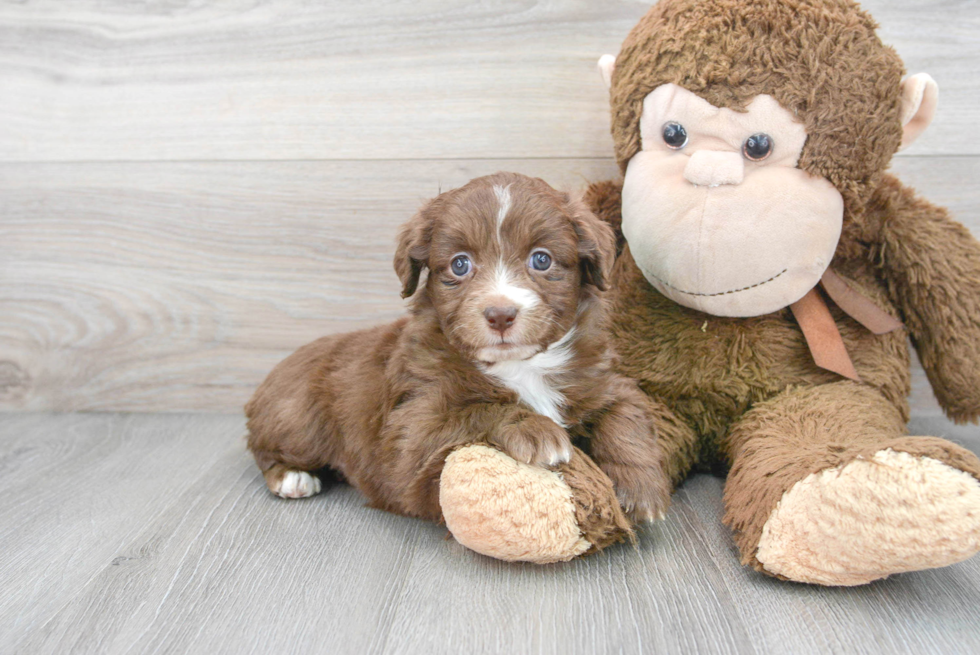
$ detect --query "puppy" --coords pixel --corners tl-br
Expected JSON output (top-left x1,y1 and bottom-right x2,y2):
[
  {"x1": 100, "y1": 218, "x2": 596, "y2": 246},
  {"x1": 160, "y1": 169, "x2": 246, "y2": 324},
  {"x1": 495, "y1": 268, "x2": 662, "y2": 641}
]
[{"x1": 245, "y1": 172, "x2": 668, "y2": 522}]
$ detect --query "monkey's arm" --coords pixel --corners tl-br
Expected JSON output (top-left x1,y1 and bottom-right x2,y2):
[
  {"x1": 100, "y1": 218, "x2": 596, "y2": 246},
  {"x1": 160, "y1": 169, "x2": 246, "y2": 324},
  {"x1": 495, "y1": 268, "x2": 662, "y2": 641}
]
[
  {"x1": 584, "y1": 180, "x2": 626, "y2": 255},
  {"x1": 873, "y1": 174, "x2": 980, "y2": 423}
]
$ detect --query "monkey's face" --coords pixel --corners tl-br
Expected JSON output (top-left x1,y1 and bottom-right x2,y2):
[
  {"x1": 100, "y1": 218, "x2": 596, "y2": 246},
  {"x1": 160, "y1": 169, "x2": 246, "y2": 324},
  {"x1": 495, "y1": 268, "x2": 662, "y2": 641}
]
[{"x1": 621, "y1": 84, "x2": 844, "y2": 317}]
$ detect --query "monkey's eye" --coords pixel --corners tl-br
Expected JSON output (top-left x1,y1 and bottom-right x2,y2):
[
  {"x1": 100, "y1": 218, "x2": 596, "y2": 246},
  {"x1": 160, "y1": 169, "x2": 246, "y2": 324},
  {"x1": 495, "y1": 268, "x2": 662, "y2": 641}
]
[
  {"x1": 450, "y1": 254, "x2": 471, "y2": 277},
  {"x1": 529, "y1": 250, "x2": 552, "y2": 271},
  {"x1": 662, "y1": 122, "x2": 688, "y2": 149},
  {"x1": 742, "y1": 133, "x2": 774, "y2": 161}
]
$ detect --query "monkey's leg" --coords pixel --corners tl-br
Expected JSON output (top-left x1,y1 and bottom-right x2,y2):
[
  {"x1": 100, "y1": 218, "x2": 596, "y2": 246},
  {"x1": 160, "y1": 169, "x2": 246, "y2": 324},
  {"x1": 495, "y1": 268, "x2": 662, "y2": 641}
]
[{"x1": 722, "y1": 381, "x2": 980, "y2": 586}]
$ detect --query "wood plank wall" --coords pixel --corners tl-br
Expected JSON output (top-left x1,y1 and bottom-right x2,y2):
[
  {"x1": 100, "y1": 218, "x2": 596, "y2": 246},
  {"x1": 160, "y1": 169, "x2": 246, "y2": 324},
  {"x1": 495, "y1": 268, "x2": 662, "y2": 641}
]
[{"x1": 2, "y1": 0, "x2": 979, "y2": 412}]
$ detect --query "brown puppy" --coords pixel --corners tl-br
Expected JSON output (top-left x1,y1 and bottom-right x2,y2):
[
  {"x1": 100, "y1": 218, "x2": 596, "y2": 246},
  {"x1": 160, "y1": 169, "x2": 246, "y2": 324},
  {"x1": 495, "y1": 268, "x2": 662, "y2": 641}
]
[{"x1": 245, "y1": 172, "x2": 668, "y2": 523}]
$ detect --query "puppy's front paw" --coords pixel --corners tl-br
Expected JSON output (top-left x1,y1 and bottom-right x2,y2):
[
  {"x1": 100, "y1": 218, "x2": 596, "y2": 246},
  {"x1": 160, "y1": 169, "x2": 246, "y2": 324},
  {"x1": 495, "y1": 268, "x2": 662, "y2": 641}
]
[
  {"x1": 265, "y1": 466, "x2": 322, "y2": 499},
  {"x1": 603, "y1": 464, "x2": 670, "y2": 523},
  {"x1": 491, "y1": 415, "x2": 572, "y2": 468}
]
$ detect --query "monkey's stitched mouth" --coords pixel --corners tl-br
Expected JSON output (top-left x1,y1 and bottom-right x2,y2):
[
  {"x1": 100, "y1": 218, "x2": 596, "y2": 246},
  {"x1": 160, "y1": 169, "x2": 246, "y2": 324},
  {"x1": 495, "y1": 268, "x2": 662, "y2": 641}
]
[{"x1": 642, "y1": 267, "x2": 788, "y2": 297}]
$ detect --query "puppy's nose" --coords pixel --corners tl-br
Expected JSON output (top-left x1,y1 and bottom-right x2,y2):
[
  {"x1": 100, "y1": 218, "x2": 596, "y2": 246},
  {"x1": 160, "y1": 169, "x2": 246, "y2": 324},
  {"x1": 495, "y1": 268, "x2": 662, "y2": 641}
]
[
  {"x1": 683, "y1": 150, "x2": 744, "y2": 187},
  {"x1": 484, "y1": 306, "x2": 518, "y2": 334}
]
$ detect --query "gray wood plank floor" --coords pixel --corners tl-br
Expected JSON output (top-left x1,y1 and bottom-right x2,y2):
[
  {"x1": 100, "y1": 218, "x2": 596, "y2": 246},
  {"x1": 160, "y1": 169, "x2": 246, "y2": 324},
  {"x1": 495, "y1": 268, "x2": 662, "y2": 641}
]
[{"x1": 2, "y1": 413, "x2": 980, "y2": 655}]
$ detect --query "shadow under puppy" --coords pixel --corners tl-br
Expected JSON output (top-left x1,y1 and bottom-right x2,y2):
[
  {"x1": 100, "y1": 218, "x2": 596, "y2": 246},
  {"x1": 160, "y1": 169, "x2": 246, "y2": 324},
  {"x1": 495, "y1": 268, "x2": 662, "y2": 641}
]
[{"x1": 246, "y1": 172, "x2": 668, "y2": 527}]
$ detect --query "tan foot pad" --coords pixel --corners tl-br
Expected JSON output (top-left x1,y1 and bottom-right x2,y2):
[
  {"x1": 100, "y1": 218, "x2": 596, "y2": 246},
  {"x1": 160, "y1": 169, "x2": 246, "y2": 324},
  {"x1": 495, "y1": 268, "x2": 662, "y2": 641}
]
[
  {"x1": 440, "y1": 445, "x2": 590, "y2": 564},
  {"x1": 757, "y1": 449, "x2": 980, "y2": 586}
]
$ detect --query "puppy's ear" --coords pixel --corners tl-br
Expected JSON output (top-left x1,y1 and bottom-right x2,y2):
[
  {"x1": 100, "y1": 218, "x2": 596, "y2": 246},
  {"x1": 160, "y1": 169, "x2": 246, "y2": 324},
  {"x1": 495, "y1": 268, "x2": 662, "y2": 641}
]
[
  {"x1": 394, "y1": 203, "x2": 433, "y2": 298},
  {"x1": 566, "y1": 195, "x2": 617, "y2": 291}
]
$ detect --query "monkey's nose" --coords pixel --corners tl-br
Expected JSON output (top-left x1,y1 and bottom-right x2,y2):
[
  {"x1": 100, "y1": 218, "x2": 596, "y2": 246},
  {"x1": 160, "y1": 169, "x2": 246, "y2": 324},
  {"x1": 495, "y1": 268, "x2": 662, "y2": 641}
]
[
  {"x1": 683, "y1": 150, "x2": 744, "y2": 187},
  {"x1": 484, "y1": 306, "x2": 518, "y2": 334}
]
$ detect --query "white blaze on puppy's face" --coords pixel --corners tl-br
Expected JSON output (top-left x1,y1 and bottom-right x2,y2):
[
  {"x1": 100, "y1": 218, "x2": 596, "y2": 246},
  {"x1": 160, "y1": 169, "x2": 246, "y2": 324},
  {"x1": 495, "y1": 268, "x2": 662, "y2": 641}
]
[
  {"x1": 494, "y1": 184, "x2": 511, "y2": 242},
  {"x1": 621, "y1": 83, "x2": 844, "y2": 317},
  {"x1": 491, "y1": 264, "x2": 540, "y2": 310},
  {"x1": 490, "y1": 184, "x2": 539, "y2": 310}
]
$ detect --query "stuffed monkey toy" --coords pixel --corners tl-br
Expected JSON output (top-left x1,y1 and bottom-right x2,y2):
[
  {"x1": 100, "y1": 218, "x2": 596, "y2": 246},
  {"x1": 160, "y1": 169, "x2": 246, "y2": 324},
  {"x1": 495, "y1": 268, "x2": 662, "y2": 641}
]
[
  {"x1": 577, "y1": 0, "x2": 980, "y2": 584},
  {"x1": 442, "y1": 0, "x2": 980, "y2": 585}
]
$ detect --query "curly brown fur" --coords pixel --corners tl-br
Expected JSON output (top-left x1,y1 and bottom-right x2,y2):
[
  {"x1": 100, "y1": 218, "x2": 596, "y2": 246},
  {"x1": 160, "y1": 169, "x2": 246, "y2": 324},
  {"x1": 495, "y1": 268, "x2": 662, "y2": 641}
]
[
  {"x1": 603, "y1": 239, "x2": 912, "y2": 459},
  {"x1": 559, "y1": 446, "x2": 636, "y2": 552},
  {"x1": 246, "y1": 172, "x2": 669, "y2": 524},
  {"x1": 869, "y1": 176, "x2": 980, "y2": 423}
]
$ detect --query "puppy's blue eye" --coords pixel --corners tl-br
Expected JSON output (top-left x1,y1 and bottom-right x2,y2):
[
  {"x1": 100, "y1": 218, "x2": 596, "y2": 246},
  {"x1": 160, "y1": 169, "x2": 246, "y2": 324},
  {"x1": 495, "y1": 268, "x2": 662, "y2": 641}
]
[
  {"x1": 450, "y1": 255, "x2": 471, "y2": 277},
  {"x1": 530, "y1": 251, "x2": 552, "y2": 271}
]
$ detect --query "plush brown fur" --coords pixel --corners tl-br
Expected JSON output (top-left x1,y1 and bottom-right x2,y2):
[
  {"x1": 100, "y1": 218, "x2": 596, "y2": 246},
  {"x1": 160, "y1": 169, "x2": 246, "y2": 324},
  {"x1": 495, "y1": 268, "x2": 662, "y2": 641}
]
[
  {"x1": 553, "y1": 445, "x2": 635, "y2": 552},
  {"x1": 585, "y1": 0, "x2": 980, "y2": 575},
  {"x1": 246, "y1": 172, "x2": 670, "y2": 527},
  {"x1": 723, "y1": 382, "x2": 980, "y2": 572}
]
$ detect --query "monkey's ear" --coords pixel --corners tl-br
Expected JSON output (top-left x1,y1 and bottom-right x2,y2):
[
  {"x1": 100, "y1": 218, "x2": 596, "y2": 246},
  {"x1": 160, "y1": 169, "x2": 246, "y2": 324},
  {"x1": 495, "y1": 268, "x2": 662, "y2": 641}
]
[
  {"x1": 568, "y1": 196, "x2": 617, "y2": 292},
  {"x1": 597, "y1": 54, "x2": 616, "y2": 89},
  {"x1": 393, "y1": 204, "x2": 432, "y2": 298},
  {"x1": 898, "y1": 73, "x2": 939, "y2": 151}
]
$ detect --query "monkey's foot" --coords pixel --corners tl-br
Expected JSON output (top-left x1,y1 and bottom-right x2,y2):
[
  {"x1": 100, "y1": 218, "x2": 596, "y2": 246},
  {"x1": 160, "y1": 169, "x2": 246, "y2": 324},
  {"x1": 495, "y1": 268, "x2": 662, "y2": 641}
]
[
  {"x1": 756, "y1": 449, "x2": 980, "y2": 586},
  {"x1": 439, "y1": 444, "x2": 632, "y2": 564}
]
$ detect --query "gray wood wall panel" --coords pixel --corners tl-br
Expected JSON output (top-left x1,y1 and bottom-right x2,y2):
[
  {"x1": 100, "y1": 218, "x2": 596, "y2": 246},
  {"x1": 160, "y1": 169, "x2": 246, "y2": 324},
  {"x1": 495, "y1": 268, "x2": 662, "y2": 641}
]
[
  {"x1": 1, "y1": 159, "x2": 620, "y2": 411},
  {"x1": 0, "y1": 0, "x2": 978, "y2": 162},
  {"x1": 1, "y1": 0, "x2": 979, "y2": 419},
  {"x1": 2, "y1": 157, "x2": 979, "y2": 413}
]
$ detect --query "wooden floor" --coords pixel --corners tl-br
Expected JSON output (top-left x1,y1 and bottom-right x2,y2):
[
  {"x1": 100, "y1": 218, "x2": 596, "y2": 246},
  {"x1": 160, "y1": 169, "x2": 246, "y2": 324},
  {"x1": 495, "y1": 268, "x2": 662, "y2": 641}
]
[{"x1": 1, "y1": 412, "x2": 979, "y2": 655}]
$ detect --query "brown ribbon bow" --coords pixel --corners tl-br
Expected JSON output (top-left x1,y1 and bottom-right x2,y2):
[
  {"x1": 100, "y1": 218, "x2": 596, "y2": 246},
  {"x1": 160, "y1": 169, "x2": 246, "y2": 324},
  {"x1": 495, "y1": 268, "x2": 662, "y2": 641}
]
[{"x1": 789, "y1": 269, "x2": 904, "y2": 382}]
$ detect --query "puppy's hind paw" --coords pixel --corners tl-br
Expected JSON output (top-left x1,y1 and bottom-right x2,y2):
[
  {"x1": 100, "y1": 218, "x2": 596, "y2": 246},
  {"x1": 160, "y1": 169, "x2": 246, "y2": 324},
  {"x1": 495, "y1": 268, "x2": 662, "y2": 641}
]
[{"x1": 271, "y1": 469, "x2": 322, "y2": 499}]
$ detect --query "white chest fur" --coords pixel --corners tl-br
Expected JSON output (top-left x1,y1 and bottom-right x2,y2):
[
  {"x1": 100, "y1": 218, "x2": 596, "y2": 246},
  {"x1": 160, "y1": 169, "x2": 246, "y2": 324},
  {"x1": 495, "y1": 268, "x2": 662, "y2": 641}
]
[{"x1": 482, "y1": 329, "x2": 576, "y2": 427}]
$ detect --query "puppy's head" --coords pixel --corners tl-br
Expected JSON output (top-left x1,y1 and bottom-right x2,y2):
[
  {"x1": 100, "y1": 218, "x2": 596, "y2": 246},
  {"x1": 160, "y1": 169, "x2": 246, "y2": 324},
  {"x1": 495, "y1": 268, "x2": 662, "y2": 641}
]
[{"x1": 394, "y1": 172, "x2": 616, "y2": 362}]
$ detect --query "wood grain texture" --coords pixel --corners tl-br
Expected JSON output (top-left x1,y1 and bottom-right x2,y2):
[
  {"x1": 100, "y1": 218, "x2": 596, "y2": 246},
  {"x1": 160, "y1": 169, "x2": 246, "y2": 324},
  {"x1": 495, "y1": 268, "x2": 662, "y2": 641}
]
[
  {"x1": 0, "y1": 413, "x2": 242, "y2": 649},
  {"x1": 5, "y1": 413, "x2": 980, "y2": 655},
  {"x1": 3, "y1": 156, "x2": 979, "y2": 415},
  {"x1": 0, "y1": 158, "x2": 621, "y2": 412},
  {"x1": 0, "y1": 0, "x2": 978, "y2": 162}
]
